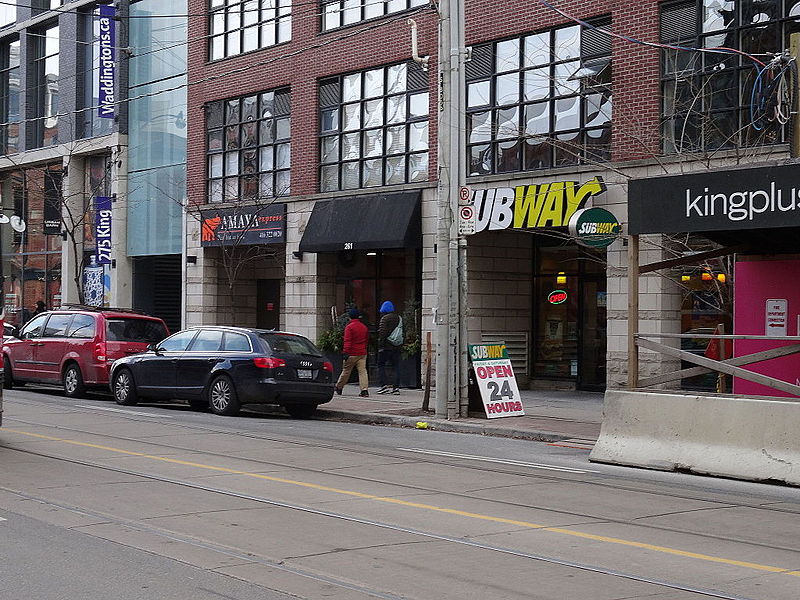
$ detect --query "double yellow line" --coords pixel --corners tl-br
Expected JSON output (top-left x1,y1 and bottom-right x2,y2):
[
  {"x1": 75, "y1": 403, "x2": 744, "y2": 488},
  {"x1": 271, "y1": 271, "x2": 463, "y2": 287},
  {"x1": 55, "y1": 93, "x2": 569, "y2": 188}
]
[{"x1": 6, "y1": 427, "x2": 799, "y2": 578}]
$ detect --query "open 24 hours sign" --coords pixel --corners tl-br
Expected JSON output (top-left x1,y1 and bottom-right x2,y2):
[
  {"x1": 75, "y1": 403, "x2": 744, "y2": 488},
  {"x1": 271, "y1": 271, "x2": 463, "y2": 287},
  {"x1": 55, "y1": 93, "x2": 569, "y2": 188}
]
[{"x1": 468, "y1": 344, "x2": 524, "y2": 418}]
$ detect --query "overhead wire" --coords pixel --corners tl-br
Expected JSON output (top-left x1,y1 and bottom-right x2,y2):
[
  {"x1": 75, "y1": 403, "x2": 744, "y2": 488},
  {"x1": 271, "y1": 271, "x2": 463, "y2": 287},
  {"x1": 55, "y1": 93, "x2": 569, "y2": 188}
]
[{"x1": 0, "y1": 4, "x2": 435, "y2": 131}]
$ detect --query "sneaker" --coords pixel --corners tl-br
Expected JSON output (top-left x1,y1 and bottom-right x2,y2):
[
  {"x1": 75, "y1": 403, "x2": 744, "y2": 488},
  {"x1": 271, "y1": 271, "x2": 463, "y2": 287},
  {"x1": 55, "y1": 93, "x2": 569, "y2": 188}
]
[
  {"x1": 334, "y1": 387, "x2": 342, "y2": 395},
  {"x1": 359, "y1": 390, "x2": 369, "y2": 397},
  {"x1": 377, "y1": 385, "x2": 391, "y2": 394},
  {"x1": 391, "y1": 388, "x2": 400, "y2": 395}
]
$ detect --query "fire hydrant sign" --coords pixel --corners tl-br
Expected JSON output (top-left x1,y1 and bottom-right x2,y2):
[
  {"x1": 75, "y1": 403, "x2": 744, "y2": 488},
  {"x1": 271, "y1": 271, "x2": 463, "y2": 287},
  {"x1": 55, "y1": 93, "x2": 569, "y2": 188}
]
[
  {"x1": 765, "y1": 299, "x2": 787, "y2": 337},
  {"x1": 469, "y1": 343, "x2": 524, "y2": 418}
]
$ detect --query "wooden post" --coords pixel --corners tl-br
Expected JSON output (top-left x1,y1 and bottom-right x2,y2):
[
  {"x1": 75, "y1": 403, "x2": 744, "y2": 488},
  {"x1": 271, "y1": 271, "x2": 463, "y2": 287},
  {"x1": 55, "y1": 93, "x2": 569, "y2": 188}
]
[
  {"x1": 717, "y1": 323, "x2": 726, "y2": 393},
  {"x1": 628, "y1": 235, "x2": 640, "y2": 389},
  {"x1": 422, "y1": 331, "x2": 433, "y2": 411}
]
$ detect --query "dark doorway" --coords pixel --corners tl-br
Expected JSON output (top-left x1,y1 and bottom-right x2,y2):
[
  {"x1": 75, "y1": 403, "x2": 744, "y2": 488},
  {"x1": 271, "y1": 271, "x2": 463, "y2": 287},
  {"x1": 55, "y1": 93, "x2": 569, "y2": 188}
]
[
  {"x1": 257, "y1": 279, "x2": 281, "y2": 330},
  {"x1": 132, "y1": 255, "x2": 181, "y2": 334}
]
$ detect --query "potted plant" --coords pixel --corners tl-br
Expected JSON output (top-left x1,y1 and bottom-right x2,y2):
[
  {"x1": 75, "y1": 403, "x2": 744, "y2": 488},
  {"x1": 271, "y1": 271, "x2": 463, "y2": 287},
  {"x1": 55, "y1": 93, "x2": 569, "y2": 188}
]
[{"x1": 399, "y1": 299, "x2": 422, "y2": 388}]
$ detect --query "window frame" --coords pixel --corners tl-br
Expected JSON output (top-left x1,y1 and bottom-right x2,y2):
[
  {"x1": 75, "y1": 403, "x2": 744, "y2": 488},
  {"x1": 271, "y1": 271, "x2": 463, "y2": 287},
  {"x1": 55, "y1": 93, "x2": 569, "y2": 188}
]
[
  {"x1": 208, "y1": 0, "x2": 292, "y2": 62},
  {"x1": 0, "y1": 37, "x2": 20, "y2": 154},
  {"x1": 465, "y1": 22, "x2": 612, "y2": 176},
  {"x1": 321, "y1": 0, "x2": 428, "y2": 32},
  {"x1": 660, "y1": 0, "x2": 800, "y2": 152},
  {"x1": 205, "y1": 87, "x2": 291, "y2": 204},
  {"x1": 318, "y1": 61, "x2": 430, "y2": 192},
  {"x1": 31, "y1": 21, "x2": 60, "y2": 148}
]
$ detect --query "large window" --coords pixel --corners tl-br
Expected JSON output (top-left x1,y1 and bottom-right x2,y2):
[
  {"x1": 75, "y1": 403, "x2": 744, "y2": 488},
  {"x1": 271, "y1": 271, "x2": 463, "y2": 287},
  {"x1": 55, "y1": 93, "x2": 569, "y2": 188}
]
[
  {"x1": 0, "y1": 0, "x2": 16, "y2": 28},
  {"x1": 206, "y1": 88, "x2": 291, "y2": 203},
  {"x1": 209, "y1": 0, "x2": 291, "y2": 61},
  {"x1": 661, "y1": 0, "x2": 800, "y2": 152},
  {"x1": 322, "y1": 0, "x2": 427, "y2": 31},
  {"x1": 0, "y1": 39, "x2": 20, "y2": 154},
  {"x1": 466, "y1": 23, "x2": 612, "y2": 175},
  {"x1": 32, "y1": 23, "x2": 59, "y2": 147},
  {"x1": 319, "y1": 62, "x2": 429, "y2": 191}
]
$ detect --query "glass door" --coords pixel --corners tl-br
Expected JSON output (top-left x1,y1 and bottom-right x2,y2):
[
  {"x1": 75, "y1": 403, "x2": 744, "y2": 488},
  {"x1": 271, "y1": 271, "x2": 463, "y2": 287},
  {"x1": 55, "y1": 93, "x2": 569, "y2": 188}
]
[{"x1": 578, "y1": 276, "x2": 607, "y2": 390}]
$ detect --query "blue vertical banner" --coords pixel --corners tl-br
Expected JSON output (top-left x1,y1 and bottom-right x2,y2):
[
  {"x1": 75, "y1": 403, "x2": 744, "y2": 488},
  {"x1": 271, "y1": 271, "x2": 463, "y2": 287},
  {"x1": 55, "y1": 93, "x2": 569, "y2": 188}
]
[
  {"x1": 95, "y1": 196, "x2": 112, "y2": 265},
  {"x1": 97, "y1": 4, "x2": 116, "y2": 119}
]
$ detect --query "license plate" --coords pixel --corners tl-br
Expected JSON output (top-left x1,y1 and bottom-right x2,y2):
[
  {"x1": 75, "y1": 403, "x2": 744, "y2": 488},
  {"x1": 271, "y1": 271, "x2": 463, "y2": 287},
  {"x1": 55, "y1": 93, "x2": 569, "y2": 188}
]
[{"x1": 297, "y1": 369, "x2": 313, "y2": 379}]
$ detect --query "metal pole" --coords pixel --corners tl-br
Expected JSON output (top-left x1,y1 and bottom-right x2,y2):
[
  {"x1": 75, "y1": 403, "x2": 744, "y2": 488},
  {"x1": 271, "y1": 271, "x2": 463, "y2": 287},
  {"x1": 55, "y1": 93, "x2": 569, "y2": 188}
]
[
  {"x1": 790, "y1": 33, "x2": 800, "y2": 159},
  {"x1": 627, "y1": 235, "x2": 640, "y2": 389},
  {"x1": 435, "y1": 0, "x2": 466, "y2": 417},
  {"x1": 434, "y1": 1, "x2": 452, "y2": 417}
]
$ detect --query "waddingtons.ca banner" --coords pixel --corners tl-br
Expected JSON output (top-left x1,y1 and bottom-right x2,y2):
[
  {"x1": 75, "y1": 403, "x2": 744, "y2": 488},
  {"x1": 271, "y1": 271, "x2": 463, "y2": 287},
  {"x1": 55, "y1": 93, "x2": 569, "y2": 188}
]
[
  {"x1": 97, "y1": 4, "x2": 115, "y2": 119},
  {"x1": 629, "y1": 164, "x2": 800, "y2": 234}
]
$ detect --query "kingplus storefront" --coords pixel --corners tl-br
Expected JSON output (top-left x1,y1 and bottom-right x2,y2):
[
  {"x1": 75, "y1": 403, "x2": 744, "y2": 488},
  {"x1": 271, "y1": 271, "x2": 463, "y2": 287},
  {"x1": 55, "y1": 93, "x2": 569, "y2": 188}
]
[{"x1": 628, "y1": 162, "x2": 800, "y2": 397}]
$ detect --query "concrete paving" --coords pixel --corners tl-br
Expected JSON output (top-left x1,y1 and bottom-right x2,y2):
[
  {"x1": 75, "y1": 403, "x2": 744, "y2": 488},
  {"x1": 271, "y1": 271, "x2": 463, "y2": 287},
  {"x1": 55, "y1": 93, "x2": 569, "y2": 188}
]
[{"x1": 316, "y1": 387, "x2": 603, "y2": 443}]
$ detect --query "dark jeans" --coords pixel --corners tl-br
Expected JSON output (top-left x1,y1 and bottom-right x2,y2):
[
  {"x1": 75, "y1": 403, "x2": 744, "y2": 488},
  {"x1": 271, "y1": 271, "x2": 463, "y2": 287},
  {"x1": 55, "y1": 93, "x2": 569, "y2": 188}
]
[{"x1": 377, "y1": 347, "x2": 401, "y2": 388}]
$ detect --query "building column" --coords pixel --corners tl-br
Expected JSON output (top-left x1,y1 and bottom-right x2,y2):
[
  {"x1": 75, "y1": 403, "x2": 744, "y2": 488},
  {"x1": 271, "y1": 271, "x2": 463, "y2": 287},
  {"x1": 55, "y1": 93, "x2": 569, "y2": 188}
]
[{"x1": 284, "y1": 201, "x2": 334, "y2": 342}]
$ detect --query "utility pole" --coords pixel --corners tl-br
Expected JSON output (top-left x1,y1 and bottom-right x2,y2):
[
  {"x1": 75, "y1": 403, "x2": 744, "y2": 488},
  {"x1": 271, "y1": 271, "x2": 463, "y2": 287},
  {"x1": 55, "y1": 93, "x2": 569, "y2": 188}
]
[{"x1": 435, "y1": 0, "x2": 466, "y2": 418}]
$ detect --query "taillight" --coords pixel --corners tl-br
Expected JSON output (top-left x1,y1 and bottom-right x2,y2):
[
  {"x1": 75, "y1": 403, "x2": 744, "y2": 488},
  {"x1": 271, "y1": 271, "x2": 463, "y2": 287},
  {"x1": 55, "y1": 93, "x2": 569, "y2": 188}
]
[
  {"x1": 253, "y1": 357, "x2": 286, "y2": 369},
  {"x1": 322, "y1": 361, "x2": 333, "y2": 372},
  {"x1": 94, "y1": 342, "x2": 106, "y2": 362}
]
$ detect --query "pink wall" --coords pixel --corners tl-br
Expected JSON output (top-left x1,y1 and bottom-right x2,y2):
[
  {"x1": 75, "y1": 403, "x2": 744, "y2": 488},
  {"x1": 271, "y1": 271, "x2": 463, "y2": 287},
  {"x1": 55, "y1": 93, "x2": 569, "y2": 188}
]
[{"x1": 733, "y1": 258, "x2": 800, "y2": 397}]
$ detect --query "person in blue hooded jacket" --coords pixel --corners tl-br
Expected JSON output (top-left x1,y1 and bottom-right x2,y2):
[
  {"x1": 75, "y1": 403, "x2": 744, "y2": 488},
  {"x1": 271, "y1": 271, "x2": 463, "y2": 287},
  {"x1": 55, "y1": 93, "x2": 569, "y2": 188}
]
[{"x1": 377, "y1": 300, "x2": 401, "y2": 394}]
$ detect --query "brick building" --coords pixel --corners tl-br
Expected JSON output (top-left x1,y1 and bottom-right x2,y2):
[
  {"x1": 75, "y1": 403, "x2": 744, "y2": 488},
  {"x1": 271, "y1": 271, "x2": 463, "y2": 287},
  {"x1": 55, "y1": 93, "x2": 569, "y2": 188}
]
[{"x1": 184, "y1": 0, "x2": 800, "y2": 407}]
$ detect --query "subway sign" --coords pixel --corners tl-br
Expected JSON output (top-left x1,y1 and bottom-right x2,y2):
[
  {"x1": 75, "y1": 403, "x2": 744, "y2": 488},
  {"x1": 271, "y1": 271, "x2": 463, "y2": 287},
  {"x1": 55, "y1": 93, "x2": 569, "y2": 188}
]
[
  {"x1": 568, "y1": 207, "x2": 621, "y2": 248},
  {"x1": 472, "y1": 176, "x2": 606, "y2": 233}
]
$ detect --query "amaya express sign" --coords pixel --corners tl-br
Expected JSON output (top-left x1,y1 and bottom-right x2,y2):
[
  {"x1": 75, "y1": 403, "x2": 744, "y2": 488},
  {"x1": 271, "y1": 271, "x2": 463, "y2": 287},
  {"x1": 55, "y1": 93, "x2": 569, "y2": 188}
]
[
  {"x1": 629, "y1": 164, "x2": 800, "y2": 234},
  {"x1": 471, "y1": 177, "x2": 606, "y2": 233},
  {"x1": 200, "y1": 203, "x2": 286, "y2": 247}
]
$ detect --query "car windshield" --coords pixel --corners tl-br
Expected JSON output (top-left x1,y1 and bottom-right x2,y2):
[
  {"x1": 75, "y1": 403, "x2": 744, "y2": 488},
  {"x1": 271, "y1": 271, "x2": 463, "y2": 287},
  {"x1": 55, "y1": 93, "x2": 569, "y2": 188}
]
[
  {"x1": 259, "y1": 332, "x2": 322, "y2": 356},
  {"x1": 106, "y1": 318, "x2": 168, "y2": 343}
]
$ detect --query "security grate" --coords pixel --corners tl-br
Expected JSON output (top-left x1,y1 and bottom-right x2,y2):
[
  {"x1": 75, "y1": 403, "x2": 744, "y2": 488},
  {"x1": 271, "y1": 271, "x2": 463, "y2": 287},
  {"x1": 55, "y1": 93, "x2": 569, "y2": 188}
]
[{"x1": 479, "y1": 331, "x2": 529, "y2": 375}]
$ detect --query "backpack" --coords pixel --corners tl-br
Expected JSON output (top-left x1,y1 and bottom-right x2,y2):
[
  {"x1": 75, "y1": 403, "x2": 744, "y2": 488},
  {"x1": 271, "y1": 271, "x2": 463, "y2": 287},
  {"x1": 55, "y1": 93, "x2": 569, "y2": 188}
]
[{"x1": 387, "y1": 316, "x2": 404, "y2": 346}]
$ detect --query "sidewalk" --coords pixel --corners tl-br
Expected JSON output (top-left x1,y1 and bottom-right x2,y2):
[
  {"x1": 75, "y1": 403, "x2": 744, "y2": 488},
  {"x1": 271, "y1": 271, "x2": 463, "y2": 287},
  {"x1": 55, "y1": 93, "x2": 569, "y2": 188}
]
[{"x1": 316, "y1": 387, "x2": 604, "y2": 444}]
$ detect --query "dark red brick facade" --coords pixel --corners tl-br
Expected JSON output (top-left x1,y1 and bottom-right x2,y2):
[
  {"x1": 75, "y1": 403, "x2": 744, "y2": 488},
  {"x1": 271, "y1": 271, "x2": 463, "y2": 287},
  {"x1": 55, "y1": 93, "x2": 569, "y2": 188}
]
[{"x1": 187, "y1": 0, "x2": 662, "y2": 207}]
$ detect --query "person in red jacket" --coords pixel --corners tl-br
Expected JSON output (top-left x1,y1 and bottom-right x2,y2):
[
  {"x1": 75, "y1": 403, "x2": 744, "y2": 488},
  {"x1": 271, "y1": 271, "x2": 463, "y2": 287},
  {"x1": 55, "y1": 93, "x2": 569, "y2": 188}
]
[{"x1": 335, "y1": 308, "x2": 369, "y2": 397}]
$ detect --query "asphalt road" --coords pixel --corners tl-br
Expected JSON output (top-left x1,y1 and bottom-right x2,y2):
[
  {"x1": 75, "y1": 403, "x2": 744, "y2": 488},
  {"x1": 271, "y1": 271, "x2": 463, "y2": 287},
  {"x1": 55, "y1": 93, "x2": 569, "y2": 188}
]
[{"x1": 1, "y1": 387, "x2": 799, "y2": 600}]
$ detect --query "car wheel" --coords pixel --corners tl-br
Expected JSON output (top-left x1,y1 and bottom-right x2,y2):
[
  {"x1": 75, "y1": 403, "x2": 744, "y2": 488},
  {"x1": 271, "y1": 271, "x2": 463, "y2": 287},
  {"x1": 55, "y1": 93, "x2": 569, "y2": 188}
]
[
  {"x1": 63, "y1": 363, "x2": 86, "y2": 398},
  {"x1": 285, "y1": 404, "x2": 317, "y2": 419},
  {"x1": 188, "y1": 397, "x2": 208, "y2": 411},
  {"x1": 3, "y1": 358, "x2": 14, "y2": 390},
  {"x1": 208, "y1": 375, "x2": 240, "y2": 416},
  {"x1": 113, "y1": 369, "x2": 139, "y2": 406}
]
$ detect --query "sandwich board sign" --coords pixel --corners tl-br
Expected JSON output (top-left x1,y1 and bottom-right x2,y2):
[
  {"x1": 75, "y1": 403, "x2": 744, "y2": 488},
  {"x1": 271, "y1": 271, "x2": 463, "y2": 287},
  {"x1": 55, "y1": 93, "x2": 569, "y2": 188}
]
[{"x1": 468, "y1": 343, "x2": 524, "y2": 418}]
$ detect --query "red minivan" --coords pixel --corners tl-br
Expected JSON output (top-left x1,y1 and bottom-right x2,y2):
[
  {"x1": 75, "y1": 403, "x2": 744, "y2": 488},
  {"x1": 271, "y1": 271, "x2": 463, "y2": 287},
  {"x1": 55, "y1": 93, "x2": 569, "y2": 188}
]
[{"x1": 2, "y1": 307, "x2": 169, "y2": 398}]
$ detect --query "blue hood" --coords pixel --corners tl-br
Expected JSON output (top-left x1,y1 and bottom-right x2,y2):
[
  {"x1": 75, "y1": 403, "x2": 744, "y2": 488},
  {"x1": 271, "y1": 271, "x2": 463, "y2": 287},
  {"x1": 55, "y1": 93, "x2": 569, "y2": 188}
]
[{"x1": 379, "y1": 300, "x2": 395, "y2": 313}]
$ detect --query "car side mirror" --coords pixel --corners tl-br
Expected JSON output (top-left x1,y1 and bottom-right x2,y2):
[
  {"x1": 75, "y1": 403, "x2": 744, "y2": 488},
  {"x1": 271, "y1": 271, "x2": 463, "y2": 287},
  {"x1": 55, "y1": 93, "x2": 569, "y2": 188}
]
[{"x1": 147, "y1": 343, "x2": 162, "y2": 354}]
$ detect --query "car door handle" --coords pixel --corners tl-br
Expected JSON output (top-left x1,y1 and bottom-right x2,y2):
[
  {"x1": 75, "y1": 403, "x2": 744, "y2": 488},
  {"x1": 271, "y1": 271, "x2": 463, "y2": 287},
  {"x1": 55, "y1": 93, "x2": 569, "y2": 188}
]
[
  {"x1": 171, "y1": 358, "x2": 179, "y2": 363},
  {"x1": 207, "y1": 358, "x2": 222, "y2": 364}
]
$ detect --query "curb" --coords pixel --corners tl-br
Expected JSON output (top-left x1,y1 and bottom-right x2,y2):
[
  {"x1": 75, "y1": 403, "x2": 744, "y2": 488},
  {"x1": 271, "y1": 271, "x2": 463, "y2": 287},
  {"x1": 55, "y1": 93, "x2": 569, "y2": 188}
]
[{"x1": 315, "y1": 408, "x2": 571, "y2": 442}]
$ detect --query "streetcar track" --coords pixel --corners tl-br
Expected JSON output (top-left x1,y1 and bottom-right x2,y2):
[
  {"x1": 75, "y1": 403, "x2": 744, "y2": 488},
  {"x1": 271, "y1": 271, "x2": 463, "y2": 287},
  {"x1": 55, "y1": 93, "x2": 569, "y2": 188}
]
[
  {"x1": 7, "y1": 398, "x2": 800, "y2": 518},
  {"x1": 0, "y1": 481, "x2": 406, "y2": 600},
  {"x1": 4, "y1": 398, "x2": 800, "y2": 560},
  {"x1": 0, "y1": 444, "x2": 764, "y2": 600}
]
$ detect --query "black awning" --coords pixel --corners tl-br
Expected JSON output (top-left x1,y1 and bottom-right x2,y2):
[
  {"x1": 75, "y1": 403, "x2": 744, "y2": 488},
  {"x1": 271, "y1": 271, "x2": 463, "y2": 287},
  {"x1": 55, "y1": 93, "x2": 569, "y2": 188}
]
[{"x1": 299, "y1": 190, "x2": 421, "y2": 253}]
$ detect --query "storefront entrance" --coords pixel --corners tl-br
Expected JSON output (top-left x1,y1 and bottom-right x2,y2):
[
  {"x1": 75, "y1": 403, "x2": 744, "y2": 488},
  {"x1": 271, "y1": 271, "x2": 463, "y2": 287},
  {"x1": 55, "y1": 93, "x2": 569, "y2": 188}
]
[
  {"x1": 333, "y1": 249, "x2": 422, "y2": 388},
  {"x1": 532, "y1": 238, "x2": 607, "y2": 391}
]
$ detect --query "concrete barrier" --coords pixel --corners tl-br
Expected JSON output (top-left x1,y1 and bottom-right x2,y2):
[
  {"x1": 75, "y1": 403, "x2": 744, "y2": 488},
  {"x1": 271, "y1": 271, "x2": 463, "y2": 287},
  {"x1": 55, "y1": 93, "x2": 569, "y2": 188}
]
[{"x1": 589, "y1": 390, "x2": 800, "y2": 486}]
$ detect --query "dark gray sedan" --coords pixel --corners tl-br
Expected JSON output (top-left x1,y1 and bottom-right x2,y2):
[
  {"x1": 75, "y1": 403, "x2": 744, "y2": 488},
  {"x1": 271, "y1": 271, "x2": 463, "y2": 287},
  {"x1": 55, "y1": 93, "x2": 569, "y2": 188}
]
[{"x1": 109, "y1": 326, "x2": 334, "y2": 418}]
